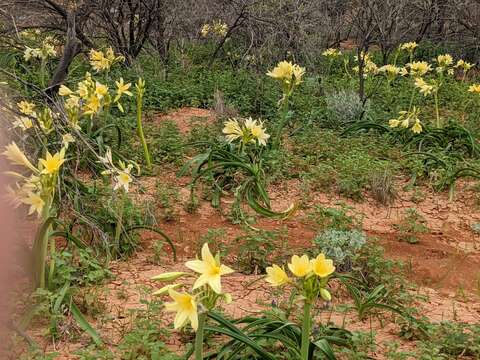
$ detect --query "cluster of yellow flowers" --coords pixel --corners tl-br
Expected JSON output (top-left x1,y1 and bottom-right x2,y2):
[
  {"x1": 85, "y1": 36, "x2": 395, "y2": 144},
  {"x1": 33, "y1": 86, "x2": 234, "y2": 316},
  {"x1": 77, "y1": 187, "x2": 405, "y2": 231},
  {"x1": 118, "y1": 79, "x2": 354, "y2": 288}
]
[
  {"x1": 353, "y1": 52, "x2": 378, "y2": 77},
  {"x1": 222, "y1": 117, "x2": 270, "y2": 146},
  {"x1": 23, "y1": 37, "x2": 57, "y2": 61},
  {"x1": 98, "y1": 148, "x2": 137, "y2": 193},
  {"x1": 152, "y1": 243, "x2": 234, "y2": 331},
  {"x1": 58, "y1": 72, "x2": 132, "y2": 123},
  {"x1": 3, "y1": 142, "x2": 66, "y2": 217},
  {"x1": 378, "y1": 64, "x2": 403, "y2": 82},
  {"x1": 267, "y1": 60, "x2": 305, "y2": 85},
  {"x1": 322, "y1": 48, "x2": 342, "y2": 58},
  {"x1": 388, "y1": 107, "x2": 423, "y2": 134},
  {"x1": 89, "y1": 47, "x2": 125, "y2": 73},
  {"x1": 15, "y1": 100, "x2": 55, "y2": 133},
  {"x1": 468, "y1": 84, "x2": 480, "y2": 94},
  {"x1": 399, "y1": 42, "x2": 418, "y2": 53},
  {"x1": 406, "y1": 61, "x2": 432, "y2": 77},
  {"x1": 414, "y1": 77, "x2": 438, "y2": 96},
  {"x1": 265, "y1": 253, "x2": 335, "y2": 301},
  {"x1": 435, "y1": 54, "x2": 454, "y2": 74},
  {"x1": 200, "y1": 20, "x2": 228, "y2": 38}
]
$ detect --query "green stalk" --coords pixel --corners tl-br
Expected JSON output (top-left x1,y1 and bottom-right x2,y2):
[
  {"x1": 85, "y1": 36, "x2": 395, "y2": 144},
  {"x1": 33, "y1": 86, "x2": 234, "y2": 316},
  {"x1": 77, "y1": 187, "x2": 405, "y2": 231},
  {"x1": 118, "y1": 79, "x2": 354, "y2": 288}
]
[
  {"x1": 434, "y1": 90, "x2": 441, "y2": 128},
  {"x1": 273, "y1": 93, "x2": 290, "y2": 149},
  {"x1": 194, "y1": 312, "x2": 207, "y2": 360},
  {"x1": 38, "y1": 198, "x2": 52, "y2": 289},
  {"x1": 114, "y1": 194, "x2": 124, "y2": 257},
  {"x1": 136, "y1": 87, "x2": 152, "y2": 170},
  {"x1": 300, "y1": 300, "x2": 313, "y2": 360}
]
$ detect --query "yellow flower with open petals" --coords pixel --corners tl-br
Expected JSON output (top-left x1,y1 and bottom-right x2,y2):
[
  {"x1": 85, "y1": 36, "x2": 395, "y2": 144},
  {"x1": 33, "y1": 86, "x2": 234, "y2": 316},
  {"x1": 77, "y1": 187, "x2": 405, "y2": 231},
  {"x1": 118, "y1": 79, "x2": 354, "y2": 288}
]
[
  {"x1": 414, "y1": 77, "x2": 435, "y2": 96},
  {"x1": 17, "y1": 101, "x2": 36, "y2": 116},
  {"x1": 222, "y1": 119, "x2": 243, "y2": 143},
  {"x1": 288, "y1": 255, "x2": 311, "y2": 277},
  {"x1": 411, "y1": 120, "x2": 423, "y2": 134},
  {"x1": 39, "y1": 150, "x2": 65, "y2": 175},
  {"x1": 399, "y1": 42, "x2": 417, "y2": 52},
  {"x1": 292, "y1": 64, "x2": 306, "y2": 85},
  {"x1": 311, "y1": 254, "x2": 335, "y2": 278},
  {"x1": 114, "y1": 170, "x2": 133, "y2": 192},
  {"x1": 185, "y1": 243, "x2": 234, "y2": 294},
  {"x1": 22, "y1": 192, "x2": 45, "y2": 217},
  {"x1": 322, "y1": 48, "x2": 341, "y2": 57},
  {"x1": 95, "y1": 83, "x2": 108, "y2": 98},
  {"x1": 407, "y1": 61, "x2": 432, "y2": 77},
  {"x1": 267, "y1": 61, "x2": 294, "y2": 81},
  {"x1": 389, "y1": 119, "x2": 400, "y2": 128},
  {"x1": 265, "y1": 264, "x2": 290, "y2": 286},
  {"x1": 468, "y1": 84, "x2": 480, "y2": 94},
  {"x1": 114, "y1": 78, "x2": 133, "y2": 102},
  {"x1": 3, "y1": 142, "x2": 37, "y2": 172},
  {"x1": 250, "y1": 123, "x2": 270, "y2": 146},
  {"x1": 164, "y1": 289, "x2": 199, "y2": 331}
]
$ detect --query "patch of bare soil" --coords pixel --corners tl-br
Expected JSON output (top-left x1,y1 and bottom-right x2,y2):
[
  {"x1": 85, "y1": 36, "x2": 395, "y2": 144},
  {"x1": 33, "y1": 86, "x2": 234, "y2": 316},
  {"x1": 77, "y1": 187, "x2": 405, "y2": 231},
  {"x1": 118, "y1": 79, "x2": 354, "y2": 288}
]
[{"x1": 149, "y1": 107, "x2": 216, "y2": 134}]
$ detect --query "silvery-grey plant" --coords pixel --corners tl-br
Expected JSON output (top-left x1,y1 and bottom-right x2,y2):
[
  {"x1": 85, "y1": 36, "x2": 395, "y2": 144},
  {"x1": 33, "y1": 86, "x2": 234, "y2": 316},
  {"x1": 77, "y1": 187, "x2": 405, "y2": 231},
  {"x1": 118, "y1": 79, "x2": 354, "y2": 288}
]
[
  {"x1": 313, "y1": 229, "x2": 366, "y2": 271},
  {"x1": 324, "y1": 89, "x2": 370, "y2": 128}
]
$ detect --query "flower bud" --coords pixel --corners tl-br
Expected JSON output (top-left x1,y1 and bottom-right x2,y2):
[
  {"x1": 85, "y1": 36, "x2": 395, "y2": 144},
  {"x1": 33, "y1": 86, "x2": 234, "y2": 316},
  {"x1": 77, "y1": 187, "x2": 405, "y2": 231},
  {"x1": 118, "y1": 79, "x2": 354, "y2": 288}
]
[
  {"x1": 152, "y1": 284, "x2": 181, "y2": 296},
  {"x1": 151, "y1": 271, "x2": 187, "y2": 282},
  {"x1": 320, "y1": 288, "x2": 332, "y2": 302}
]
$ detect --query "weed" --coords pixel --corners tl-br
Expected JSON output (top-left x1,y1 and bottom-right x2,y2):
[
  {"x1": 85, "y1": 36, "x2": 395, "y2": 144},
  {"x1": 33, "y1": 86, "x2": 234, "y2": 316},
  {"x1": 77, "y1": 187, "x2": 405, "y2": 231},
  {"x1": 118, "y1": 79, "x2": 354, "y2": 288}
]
[
  {"x1": 234, "y1": 228, "x2": 288, "y2": 274},
  {"x1": 148, "y1": 120, "x2": 184, "y2": 165},
  {"x1": 370, "y1": 169, "x2": 397, "y2": 205},
  {"x1": 395, "y1": 208, "x2": 429, "y2": 244},
  {"x1": 155, "y1": 180, "x2": 180, "y2": 222},
  {"x1": 307, "y1": 204, "x2": 363, "y2": 231}
]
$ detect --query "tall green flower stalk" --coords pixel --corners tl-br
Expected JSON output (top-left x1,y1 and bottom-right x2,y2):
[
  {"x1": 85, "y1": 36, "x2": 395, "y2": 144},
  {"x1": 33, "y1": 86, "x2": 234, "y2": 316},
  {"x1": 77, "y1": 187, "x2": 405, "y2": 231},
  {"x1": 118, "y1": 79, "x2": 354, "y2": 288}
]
[
  {"x1": 264, "y1": 254, "x2": 335, "y2": 360},
  {"x1": 37, "y1": 195, "x2": 53, "y2": 289},
  {"x1": 266, "y1": 60, "x2": 305, "y2": 149},
  {"x1": 135, "y1": 78, "x2": 152, "y2": 170}
]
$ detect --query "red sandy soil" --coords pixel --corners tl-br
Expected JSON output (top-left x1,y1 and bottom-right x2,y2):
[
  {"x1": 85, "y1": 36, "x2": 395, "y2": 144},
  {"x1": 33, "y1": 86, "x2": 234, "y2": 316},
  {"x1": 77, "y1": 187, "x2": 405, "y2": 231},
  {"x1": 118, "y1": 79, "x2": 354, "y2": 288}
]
[{"x1": 6, "y1": 107, "x2": 480, "y2": 359}]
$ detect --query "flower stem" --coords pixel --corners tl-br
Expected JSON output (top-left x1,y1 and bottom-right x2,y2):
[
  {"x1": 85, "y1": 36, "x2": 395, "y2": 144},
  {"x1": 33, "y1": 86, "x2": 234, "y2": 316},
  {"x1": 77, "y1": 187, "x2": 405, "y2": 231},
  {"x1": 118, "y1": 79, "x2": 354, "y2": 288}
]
[
  {"x1": 136, "y1": 92, "x2": 152, "y2": 171},
  {"x1": 114, "y1": 194, "x2": 124, "y2": 257},
  {"x1": 38, "y1": 198, "x2": 52, "y2": 289},
  {"x1": 300, "y1": 300, "x2": 313, "y2": 360},
  {"x1": 434, "y1": 91, "x2": 441, "y2": 128},
  {"x1": 194, "y1": 312, "x2": 207, "y2": 360}
]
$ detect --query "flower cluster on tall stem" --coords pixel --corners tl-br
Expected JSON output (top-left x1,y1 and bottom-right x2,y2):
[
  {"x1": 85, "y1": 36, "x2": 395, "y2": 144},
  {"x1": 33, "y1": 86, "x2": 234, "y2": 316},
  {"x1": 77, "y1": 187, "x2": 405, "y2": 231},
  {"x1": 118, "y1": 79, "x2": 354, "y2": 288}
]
[
  {"x1": 3, "y1": 142, "x2": 67, "y2": 288},
  {"x1": 265, "y1": 253, "x2": 335, "y2": 360},
  {"x1": 267, "y1": 60, "x2": 305, "y2": 149},
  {"x1": 152, "y1": 243, "x2": 234, "y2": 360}
]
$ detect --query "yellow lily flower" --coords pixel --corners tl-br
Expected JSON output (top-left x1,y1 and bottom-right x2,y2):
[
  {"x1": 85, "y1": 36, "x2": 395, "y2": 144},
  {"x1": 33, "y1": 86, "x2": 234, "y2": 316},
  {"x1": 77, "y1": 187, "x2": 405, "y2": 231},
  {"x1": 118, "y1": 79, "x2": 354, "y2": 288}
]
[
  {"x1": 185, "y1": 243, "x2": 234, "y2": 294},
  {"x1": 222, "y1": 119, "x2": 243, "y2": 143},
  {"x1": 265, "y1": 264, "x2": 290, "y2": 286},
  {"x1": 267, "y1": 61, "x2": 294, "y2": 80},
  {"x1": 468, "y1": 84, "x2": 480, "y2": 94},
  {"x1": 17, "y1": 101, "x2": 36, "y2": 116},
  {"x1": 411, "y1": 120, "x2": 423, "y2": 134},
  {"x1": 311, "y1": 254, "x2": 335, "y2": 278},
  {"x1": 22, "y1": 192, "x2": 45, "y2": 216},
  {"x1": 389, "y1": 119, "x2": 400, "y2": 128},
  {"x1": 399, "y1": 42, "x2": 417, "y2": 52},
  {"x1": 95, "y1": 82, "x2": 108, "y2": 98},
  {"x1": 114, "y1": 78, "x2": 133, "y2": 102},
  {"x1": 288, "y1": 255, "x2": 311, "y2": 278},
  {"x1": 164, "y1": 288, "x2": 198, "y2": 331},
  {"x1": 39, "y1": 150, "x2": 65, "y2": 175}
]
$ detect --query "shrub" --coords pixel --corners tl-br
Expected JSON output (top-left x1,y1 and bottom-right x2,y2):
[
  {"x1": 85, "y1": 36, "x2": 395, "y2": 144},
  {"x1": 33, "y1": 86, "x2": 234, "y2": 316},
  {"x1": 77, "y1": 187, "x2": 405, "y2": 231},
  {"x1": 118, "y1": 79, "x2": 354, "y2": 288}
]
[
  {"x1": 313, "y1": 229, "x2": 367, "y2": 272},
  {"x1": 324, "y1": 89, "x2": 370, "y2": 128}
]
